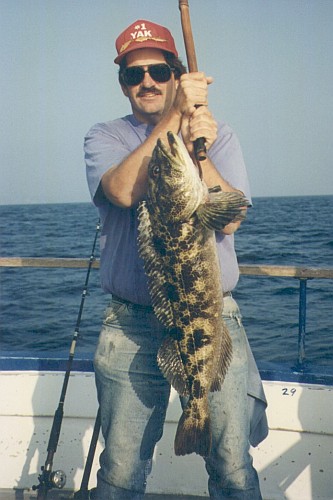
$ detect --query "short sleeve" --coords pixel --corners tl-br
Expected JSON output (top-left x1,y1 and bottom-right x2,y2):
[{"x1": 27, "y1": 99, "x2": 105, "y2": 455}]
[
  {"x1": 209, "y1": 122, "x2": 252, "y2": 204},
  {"x1": 84, "y1": 121, "x2": 132, "y2": 205}
]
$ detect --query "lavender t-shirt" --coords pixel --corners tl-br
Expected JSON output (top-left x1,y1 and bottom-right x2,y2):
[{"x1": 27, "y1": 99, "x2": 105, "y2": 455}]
[{"x1": 84, "y1": 114, "x2": 251, "y2": 305}]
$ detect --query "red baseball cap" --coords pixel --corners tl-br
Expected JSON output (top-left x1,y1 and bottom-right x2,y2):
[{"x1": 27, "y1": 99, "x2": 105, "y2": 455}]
[{"x1": 114, "y1": 19, "x2": 178, "y2": 64}]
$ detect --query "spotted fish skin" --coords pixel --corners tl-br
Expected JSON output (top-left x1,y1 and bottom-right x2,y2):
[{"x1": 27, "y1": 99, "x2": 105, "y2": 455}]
[{"x1": 137, "y1": 132, "x2": 249, "y2": 457}]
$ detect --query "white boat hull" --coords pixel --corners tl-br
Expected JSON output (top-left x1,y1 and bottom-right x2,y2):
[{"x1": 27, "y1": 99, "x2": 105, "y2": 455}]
[{"x1": 1, "y1": 369, "x2": 333, "y2": 499}]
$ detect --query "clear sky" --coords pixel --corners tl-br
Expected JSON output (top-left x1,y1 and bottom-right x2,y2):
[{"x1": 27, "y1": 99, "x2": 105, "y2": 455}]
[{"x1": 1, "y1": 0, "x2": 332, "y2": 204}]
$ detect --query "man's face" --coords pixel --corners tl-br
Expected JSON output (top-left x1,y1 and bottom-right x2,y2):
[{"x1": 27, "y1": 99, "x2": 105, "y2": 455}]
[{"x1": 121, "y1": 48, "x2": 178, "y2": 125}]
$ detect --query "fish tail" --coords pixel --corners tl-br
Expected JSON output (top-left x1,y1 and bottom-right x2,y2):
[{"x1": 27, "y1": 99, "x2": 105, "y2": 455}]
[{"x1": 174, "y1": 403, "x2": 211, "y2": 457}]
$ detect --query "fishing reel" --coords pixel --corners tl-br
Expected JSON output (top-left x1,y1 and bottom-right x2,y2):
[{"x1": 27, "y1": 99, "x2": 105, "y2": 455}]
[
  {"x1": 32, "y1": 466, "x2": 66, "y2": 497},
  {"x1": 48, "y1": 469, "x2": 67, "y2": 489}
]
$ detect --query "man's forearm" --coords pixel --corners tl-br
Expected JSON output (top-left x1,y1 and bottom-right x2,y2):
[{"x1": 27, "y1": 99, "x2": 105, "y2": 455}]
[
  {"x1": 201, "y1": 156, "x2": 243, "y2": 195},
  {"x1": 201, "y1": 156, "x2": 247, "y2": 235},
  {"x1": 101, "y1": 108, "x2": 182, "y2": 208}
]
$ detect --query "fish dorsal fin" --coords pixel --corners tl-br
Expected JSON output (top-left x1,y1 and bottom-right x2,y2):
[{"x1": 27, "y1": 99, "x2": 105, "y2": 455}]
[
  {"x1": 137, "y1": 201, "x2": 174, "y2": 328},
  {"x1": 210, "y1": 320, "x2": 233, "y2": 391},
  {"x1": 196, "y1": 191, "x2": 249, "y2": 231},
  {"x1": 157, "y1": 336, "x2": 190, "y2": 397}
]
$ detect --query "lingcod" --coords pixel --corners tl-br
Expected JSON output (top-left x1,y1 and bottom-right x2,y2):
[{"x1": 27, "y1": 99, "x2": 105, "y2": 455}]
[{"x1": 137, "y1": 131, "x2": 249, "y2": 457}]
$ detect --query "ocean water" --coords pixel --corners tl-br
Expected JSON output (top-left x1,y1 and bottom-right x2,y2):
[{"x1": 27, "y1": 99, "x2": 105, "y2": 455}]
[{"x1": 0, "y1": 196, "x2": 332, "y2": 368}]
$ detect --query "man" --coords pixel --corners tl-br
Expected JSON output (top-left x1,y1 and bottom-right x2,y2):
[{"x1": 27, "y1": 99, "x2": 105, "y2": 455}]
[{"x1": 85, "y1": 19, "x2": 268, "y2": 500}]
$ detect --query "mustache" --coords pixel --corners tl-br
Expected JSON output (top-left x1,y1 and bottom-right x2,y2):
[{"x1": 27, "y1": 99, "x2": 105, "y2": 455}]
[{"x1": 137, "y1": 86, "x2": 162, "y2": 97}]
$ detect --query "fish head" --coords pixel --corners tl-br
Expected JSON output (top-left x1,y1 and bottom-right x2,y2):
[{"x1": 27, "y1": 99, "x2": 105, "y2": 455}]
[{"x1": 147, "y1": 132, "x2": 206, "y2": 222}]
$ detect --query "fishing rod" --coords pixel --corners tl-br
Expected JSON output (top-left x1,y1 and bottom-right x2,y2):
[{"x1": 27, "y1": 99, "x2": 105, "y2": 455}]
[
  {"x1": 179, "y1": 0, "x2": 207, "y2": 161},
  {"x1": 32, "y1": 219, "x2": 101, "y2": 500}
]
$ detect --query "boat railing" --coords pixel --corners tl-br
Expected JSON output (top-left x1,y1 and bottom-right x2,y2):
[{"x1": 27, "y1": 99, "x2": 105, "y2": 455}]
[{"x1": 1, "y1": 257, "x2": 332, "y2": 384}]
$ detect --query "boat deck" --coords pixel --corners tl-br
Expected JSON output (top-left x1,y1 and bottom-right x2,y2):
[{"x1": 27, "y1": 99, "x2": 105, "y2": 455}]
[{"x1": 0, "y1": 491, "x2": 205, "y2": 500}]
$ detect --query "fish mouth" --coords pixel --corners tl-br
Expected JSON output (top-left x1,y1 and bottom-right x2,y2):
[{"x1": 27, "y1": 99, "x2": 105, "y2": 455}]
[
  {"x1": 167, "y1": 131, "x2": 189, "y2": 165},
  {"x1": 165, "y1": 132, "x2": 203, "y2": 180},
  {"x1": 167, "y1": 130, "x2": 178, "y2": 155},
  {"x1": 154, "y1": 131, "x2": 183, "y2": 164}
]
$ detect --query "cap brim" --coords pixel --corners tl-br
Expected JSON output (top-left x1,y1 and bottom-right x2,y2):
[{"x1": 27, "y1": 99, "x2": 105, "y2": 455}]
[{"x1": 114, "y1": 42, "x2": 177, "y2": 64}]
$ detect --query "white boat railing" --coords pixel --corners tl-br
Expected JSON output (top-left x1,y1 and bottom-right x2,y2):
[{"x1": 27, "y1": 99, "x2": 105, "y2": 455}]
[{"x1": 1, "y1": 256, "x2": 332, "y2": 278}]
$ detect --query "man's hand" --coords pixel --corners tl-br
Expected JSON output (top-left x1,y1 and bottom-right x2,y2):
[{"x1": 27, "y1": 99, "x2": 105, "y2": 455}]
[
  {"x1": 173, "y1": 72, "x2": 212, "y2": 113},
  {"x1": 181, "y1": 105, "x2": 218, "y2": 155},
  {"x1": 173, "y1": 72, "x2": 217, "y2": 155}
]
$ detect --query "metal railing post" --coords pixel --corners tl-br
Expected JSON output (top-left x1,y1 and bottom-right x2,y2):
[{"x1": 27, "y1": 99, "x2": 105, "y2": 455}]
[{"x1": 297, "y1": 278, "x2": 307, "y2": 366}]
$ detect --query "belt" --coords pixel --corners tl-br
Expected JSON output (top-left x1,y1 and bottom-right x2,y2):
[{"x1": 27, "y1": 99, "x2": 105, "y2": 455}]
[
  {"x1": 112, "y1": 291, "x2": 232, "y2": 309},
  {"x1": 112, "y1": 295, "x2": 154, "y2": 311}
]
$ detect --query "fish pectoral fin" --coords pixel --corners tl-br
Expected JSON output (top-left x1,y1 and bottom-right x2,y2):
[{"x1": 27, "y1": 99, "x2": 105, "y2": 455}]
[
  {"x1": 196, "y1": 191, "x2": 250, "y2": 231},
  {"x1": 157, "y1": 336, "x2": 190, "y2": 397}
]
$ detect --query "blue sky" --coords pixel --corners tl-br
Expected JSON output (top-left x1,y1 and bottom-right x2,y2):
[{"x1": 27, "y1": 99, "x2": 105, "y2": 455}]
[{"x1": 1, "y1": 0, "x2": 332, "y2": 204}]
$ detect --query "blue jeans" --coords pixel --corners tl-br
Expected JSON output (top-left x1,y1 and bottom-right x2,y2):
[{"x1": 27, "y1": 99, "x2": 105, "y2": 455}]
[{"x1": 93, "y1": 296, "x2": 262, "y2": 499}]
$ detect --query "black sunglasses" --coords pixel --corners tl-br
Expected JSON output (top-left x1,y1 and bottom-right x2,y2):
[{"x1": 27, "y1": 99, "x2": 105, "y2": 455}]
[{"x1": 121, "y1": 63, "x2": 175, "y2": 86}]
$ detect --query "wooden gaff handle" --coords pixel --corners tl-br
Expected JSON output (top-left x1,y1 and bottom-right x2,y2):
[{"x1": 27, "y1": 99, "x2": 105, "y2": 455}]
[{"x1": 179, "y1": 0, "x2": 207, "y2": 161}]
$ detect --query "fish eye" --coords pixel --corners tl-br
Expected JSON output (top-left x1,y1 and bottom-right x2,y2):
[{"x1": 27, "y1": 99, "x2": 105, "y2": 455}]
[{"x1": 152, "y1": 165, "x2": 160, "y2": 176}]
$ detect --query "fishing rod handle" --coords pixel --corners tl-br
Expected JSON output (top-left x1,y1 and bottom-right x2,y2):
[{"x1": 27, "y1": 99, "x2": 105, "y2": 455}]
[{"x1": 194, "y1": 137, "x2": 207, "y2": 161}]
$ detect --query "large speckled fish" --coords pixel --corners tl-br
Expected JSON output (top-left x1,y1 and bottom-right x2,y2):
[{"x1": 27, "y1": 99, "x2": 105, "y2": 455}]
[{"x1": 137, "y1": 131, "x2": 249, "y2": 457}]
